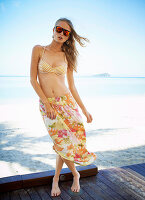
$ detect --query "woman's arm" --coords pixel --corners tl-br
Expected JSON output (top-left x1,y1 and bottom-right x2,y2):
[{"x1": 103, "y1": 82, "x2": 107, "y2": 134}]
[
  {"x1": 30, "y1": 45, "x2": 51, "y2": 105},
  {"x1": 66, "y1": 67, "x2": 93, "y2": 123}
]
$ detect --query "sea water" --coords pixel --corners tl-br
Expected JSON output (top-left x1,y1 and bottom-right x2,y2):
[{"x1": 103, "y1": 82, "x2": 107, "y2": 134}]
[{"x1": 0, "y1": 76, "x2": 145, "y2": 104}]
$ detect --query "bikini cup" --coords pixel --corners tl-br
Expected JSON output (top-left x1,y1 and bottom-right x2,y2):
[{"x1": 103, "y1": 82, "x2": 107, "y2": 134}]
[{"x1": 38, "y1": 46, "x2": 67, "y2": 75}]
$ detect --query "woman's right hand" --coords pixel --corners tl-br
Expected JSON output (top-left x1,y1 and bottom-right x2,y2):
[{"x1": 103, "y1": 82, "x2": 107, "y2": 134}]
[{"x1": 44, "y1": 102, "x2": 57, "y2": 120}]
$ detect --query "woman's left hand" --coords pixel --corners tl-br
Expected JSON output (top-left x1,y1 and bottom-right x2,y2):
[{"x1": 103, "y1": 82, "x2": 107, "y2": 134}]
[{"x1": 82, "y1": 108, "x2": 93, "y2": 123}]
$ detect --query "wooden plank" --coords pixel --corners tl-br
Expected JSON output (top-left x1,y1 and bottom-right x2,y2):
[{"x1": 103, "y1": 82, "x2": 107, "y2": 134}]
[
  {"x1": 18, "y1": 189, "x2": 31, "y2": 200},
  {"x1": 97, "y1": 172, "x2": 128, "y2": 200},
  {"x1": 110, "y1": 167, "x2": 145, "y2": 198},
  {"x1": 22, "y1": 170, "x2": 54, "y2": 188},
  {"x1": 76, "y1": 187, "x2": 96, "y2": 200},
  {"x1": 127, "y1": 165, "x2": 145, "y2": 177},
  {"x1": 43, "y1": 183, "x2": 70, "y2": 200},
  {"x1": 99, "y1": 168, "x2": 141, "y2": 200},
  {"x1": 0, "y1": 164, "x2": 97, "y2": 193},
  {"x1": 0, "y1": 175, "x2": 23, "y2": 192},
  {"x1": 95, "y1": 173, "x2": 125, "y2": 200},
  {"x1": 80, "y1": 176, "x2": 112, "y2": 200},
  {"x1": 121, "y1": 166, "x2": 145, "y2": 182},
  {"x1": 45, "y1": 177, "x2": 99, "y2": 200},
  {"x1": 80, "y1": 184, "x2": 104, "y2": 200},
  {"x1": 59, "y1": 164, "x2": 98, "y2": 182},
  {"x1": 101, "y1": 168, "x2": 145, "y2": 200},
  {"x1": 34, "y1": 186, "x2": 52, "y2": 200},
  {"x1": 0, "y1": 192, "x2": 10, "y2": 200},
  {"x1": 137, "y1": 163, "x2": 145, "y2": 169},
  {"x1": 131, "y1": 164, "x2": 145, "y2": 176},
  {"x1": 1, "y1": 163, "x2": 145, "y2": 200},
  {"x1": 81, "y1": 175, "x2": 120, "y2": 200},
  {"x1": 60, "y1": 180, "x2": 83, "y2": 199},
  {"x1": 119, "y1": 167, "x2": 145, "y2": 189},
  {"x1": 21, "y1": 164, "x2": 97, "y2": 188},
  {"x1": 25, "y1": 187, "x2": 42, "y2": 200},
  {"x1": 10, "y1": 190, "x2": 21, "y2": 200},
  {"x1": 122, "y1": 164, "x2": 145, "y2": 177},
  {"x1": 43, "y1": 184, "x2": 62, "y2": 200}
]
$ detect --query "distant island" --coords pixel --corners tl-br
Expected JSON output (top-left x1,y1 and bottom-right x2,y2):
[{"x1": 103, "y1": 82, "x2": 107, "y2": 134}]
[
  {"x1": 79, "y1": 73, "x2": 111, "y2": 78},
  {"x1": 91, "y1": 73, "x2": 111, "y2": 77},
  {"x1": 79, "y1": 73, "x2": 145, "y2": 78}
]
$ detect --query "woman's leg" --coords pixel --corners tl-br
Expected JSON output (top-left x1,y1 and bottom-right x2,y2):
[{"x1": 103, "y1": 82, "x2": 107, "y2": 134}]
[
  {"x1": 54, "y1": 154, "x2": 64, "y2": 179},
  {"x1": 51, "y1": 154, "x2": 64, "y2": 197},
  {"x1": 51, "y1": 155, "x2": 80, "y2": 196},
  {"x1": 61, "y1": 157, "x2": 80, "y2": 192}
]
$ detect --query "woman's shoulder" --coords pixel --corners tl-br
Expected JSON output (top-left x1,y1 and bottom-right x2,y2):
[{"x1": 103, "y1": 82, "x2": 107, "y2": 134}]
[
  {"x1": 32, "y1": 45, "x2": 44, "y2": 53},
  {"x1": 32, "y1": 45, "x2": 45, "y2": 58}
]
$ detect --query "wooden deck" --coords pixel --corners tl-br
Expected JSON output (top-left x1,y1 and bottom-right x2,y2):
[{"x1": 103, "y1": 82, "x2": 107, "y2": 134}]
[{"x1": 0, "y1": 163, "x2": 145, "y2": 200}]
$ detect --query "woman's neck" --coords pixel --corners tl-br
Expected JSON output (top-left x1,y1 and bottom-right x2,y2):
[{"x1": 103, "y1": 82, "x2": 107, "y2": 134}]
[{"x1": 47, "y1": 40, "x2": 63, "y2": 52}]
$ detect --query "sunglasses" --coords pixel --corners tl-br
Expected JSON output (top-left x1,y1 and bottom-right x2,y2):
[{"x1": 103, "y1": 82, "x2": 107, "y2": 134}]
[{"x1": 55, "y1": 26, "x2": 71, "y2": 37}]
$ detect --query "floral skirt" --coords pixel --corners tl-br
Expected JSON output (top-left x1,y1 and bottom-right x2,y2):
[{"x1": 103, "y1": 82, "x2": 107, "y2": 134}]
[{"x1": 39, "y1": 91, "x2": 97, "y2": 166}]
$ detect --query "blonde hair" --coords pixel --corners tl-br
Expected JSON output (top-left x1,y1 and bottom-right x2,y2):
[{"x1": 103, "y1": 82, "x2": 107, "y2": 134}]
[{"x1": 54, "y1": 18, "x2": 90, "y2": 73}]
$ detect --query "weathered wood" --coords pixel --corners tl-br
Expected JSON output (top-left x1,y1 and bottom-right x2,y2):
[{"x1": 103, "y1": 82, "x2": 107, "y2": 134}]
[
  {"x1": 0, "y1": 191, "x2": 10, "y2": 200},
  {"x1": 110, "y1": 167, "x2": 145, "y2": 199},
  {"x1": 99, "y1": 169, "x2": 138, "y2": 200},
  {"x1": 99, "y1": 168, "x2": 144, "y2": 200},
  {"x1": 60, "y1": 180, "x2": 84, "y2": 199},
  {"x1": 122, "y1": 163, "x2": 145, "y2": 177},
  {"x1": 0, "y1": 164, "x2": 98, "y2": 192},
  {"x1": 80, "y1": 184, "x2": 104, "y2": 200},
  {"x1": 138, "y1": 163, "x2": 145, "y2": 169},
  {"x1": 25, "y1": 187, "x2": 41, "y2": 200},
  {"x1": 56, "y1": 184, "x2": 72, "y2": 199},
  {"x1": 88, "y1": 175, "x2": 124, "y2": 200},
  {"x1": 95, "y1": 175, "x2": 120, "y2": 200},
  {"x1": 42, "y1": 184, "x2": 62, "y2": 200},
  {"x1": 118, "y1": 167, "x2": 145, "y2": 191},
  {"x1": 18, "y1": 189, "x2": 31, "y2": 200},
  {"x1": 10, "y1": 190, "x2": 21, "y2": 200},
  {"x1": 1, "y1": 163, "x2": 145, "y2": 200},
  {"x1": 132, "y1": 164, "x2": 145, "y2": 176},
  {"x1": 22, "y1": 170, "x2": 54, "y2": 189},
  {"x1": 75, "y1": 186, "x2": 95, "y2": 200},
  {"x1": 59, "y1": 164, "x2": 98, "y2": 182},
  {"x1": 0, "y1": 175, "x2": 23, "y2": 193},
  {"x1": 121, "y1": 166, "x2": 145, "y2": 182},
  {"x1": 96, "y1": 172, "x2": 126, "y2": 200},
  {"x1": 34, "y1": 186, "x2": 52, "y2": 200}
]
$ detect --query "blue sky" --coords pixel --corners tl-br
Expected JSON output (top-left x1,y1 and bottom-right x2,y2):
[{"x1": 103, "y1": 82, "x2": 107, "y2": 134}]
[{"x1": 0, "y1": 0, "x2": 145, "y2": 76}]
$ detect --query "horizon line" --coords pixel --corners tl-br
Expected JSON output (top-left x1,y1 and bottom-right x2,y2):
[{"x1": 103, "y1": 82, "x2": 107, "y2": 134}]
[{"x1": 0, "y1": 75, "x2": 145, "y2": 78}]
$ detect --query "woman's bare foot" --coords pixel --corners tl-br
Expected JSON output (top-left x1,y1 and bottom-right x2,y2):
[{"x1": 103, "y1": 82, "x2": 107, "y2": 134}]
[
  {"x1": 51, "y1": 177, "x2": 61, "y2": 197},
  {"x1": 71, "y1": 171, "x2": 80, "y2": 192}
]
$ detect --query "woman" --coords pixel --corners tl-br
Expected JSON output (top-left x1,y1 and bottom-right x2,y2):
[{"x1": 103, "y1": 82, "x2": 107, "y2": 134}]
[{"x1": 30, "y1": 17, "x2": 97, "y2": 197}]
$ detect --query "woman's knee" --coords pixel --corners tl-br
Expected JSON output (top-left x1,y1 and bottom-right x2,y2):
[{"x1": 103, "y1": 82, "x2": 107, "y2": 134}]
[{"x1": 59, "y1": 155, "x2": 65, "y2": 162}]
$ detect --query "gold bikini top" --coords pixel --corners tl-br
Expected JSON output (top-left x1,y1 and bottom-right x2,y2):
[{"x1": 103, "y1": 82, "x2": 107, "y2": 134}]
[{"x1": 38, "y1": 46, "x2": 67, "y2": 76}]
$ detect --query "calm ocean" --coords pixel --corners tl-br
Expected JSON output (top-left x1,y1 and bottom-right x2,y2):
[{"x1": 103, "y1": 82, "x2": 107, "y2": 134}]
[{"x1": 0, "y1": 76, "x2": 145, "y2": 104}]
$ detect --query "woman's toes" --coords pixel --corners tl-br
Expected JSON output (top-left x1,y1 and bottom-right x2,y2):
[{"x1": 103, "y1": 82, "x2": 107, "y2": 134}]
[
  {"x1": 51, "y1": 178, "x2": 61, "y2": 196},
  {"x1": 71, "y1": 173, "x2": 80, "y2": 193},
  {"x1": 51, "y1": 190, "x2": 61, "y2": 197}
]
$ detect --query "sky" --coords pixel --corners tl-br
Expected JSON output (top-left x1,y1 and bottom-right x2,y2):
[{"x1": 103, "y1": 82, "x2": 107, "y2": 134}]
[{"x1": 0, "y1": 0, "x2": 145, "y2": 77}]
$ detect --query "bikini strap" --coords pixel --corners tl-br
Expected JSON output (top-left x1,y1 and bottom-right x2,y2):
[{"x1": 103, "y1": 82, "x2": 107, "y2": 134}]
[{"x1": 41, "y1": 46, "x2": 46, "y2": 59}]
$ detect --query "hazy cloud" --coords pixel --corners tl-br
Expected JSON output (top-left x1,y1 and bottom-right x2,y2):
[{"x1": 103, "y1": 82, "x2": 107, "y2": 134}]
[
  {"x1": 12, "y1": 0, "x2": 21, "y2": 8},
  {"x1": 0, "y1": 2, "x2": 5, "y2": 11}
]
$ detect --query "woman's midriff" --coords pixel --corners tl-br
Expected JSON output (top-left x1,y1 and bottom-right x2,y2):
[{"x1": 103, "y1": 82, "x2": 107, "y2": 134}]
[{"x1": 38, "y1": 72, "x2": 70, "y2": 98}]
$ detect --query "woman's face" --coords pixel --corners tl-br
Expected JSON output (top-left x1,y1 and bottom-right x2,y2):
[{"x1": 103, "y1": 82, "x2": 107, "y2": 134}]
[{"x1": 53, "y1": 21, "x2": 71, "y2": 44}]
